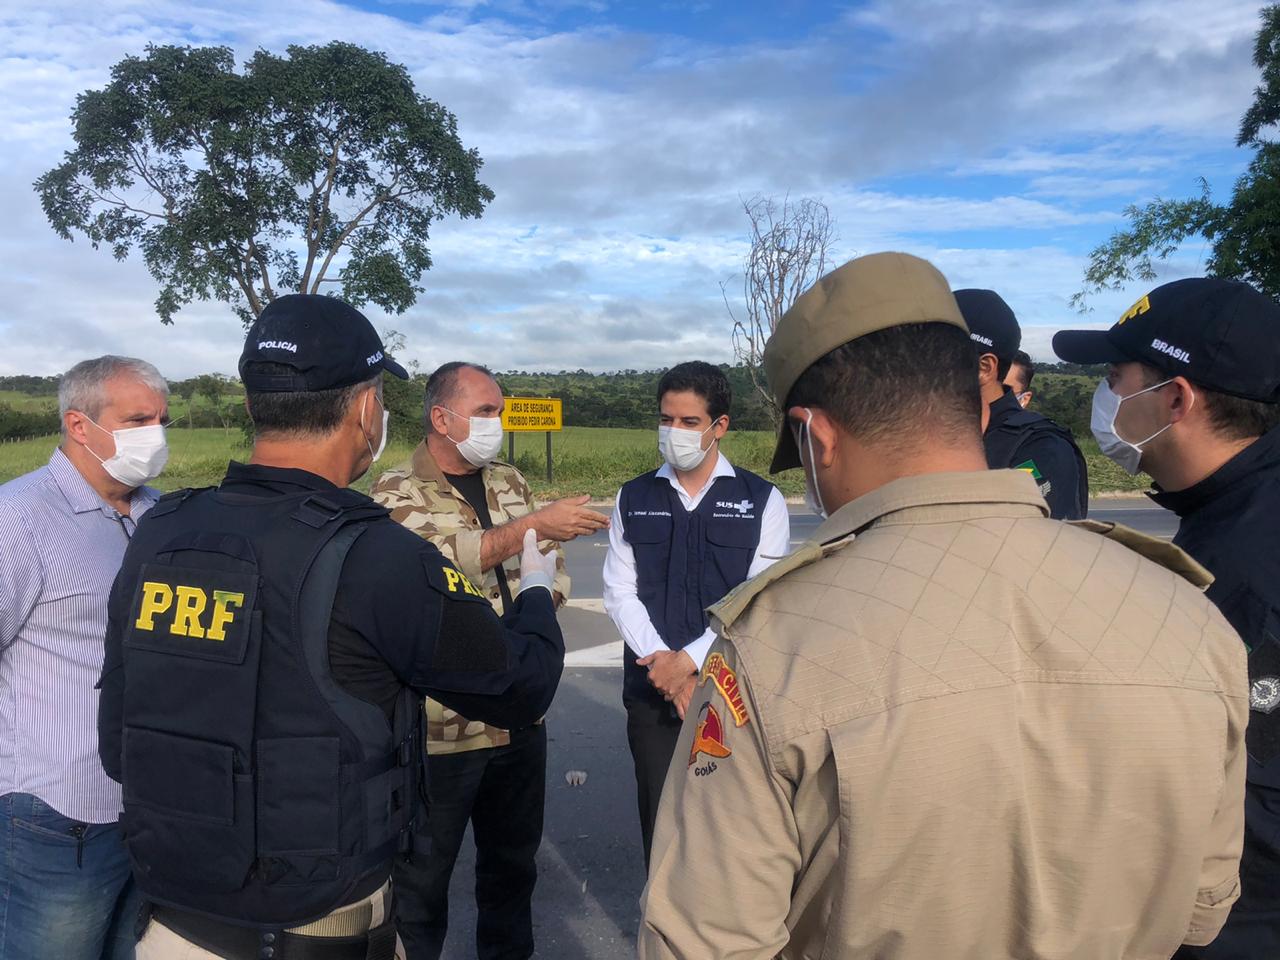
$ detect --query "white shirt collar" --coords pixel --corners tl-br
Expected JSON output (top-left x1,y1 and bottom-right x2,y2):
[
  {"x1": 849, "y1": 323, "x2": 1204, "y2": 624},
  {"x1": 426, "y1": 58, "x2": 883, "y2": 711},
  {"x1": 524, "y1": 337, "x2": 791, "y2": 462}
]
[{"x1": 655, "y1": 449, "x2": 736, "y2": 508}]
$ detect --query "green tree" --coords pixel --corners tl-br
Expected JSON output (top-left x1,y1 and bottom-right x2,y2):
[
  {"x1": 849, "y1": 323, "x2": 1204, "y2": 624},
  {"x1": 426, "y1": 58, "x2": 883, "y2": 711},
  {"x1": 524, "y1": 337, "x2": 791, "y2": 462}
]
[
  {"x1": 194, "y1": 373, "x2": 236, "y2": 431},
  {"x1": 1075, "y1": 5, "x2": 1280, "y2": 304},
  {"x1": 35, "y1": 42, "x2": 494, "y2": 325}
]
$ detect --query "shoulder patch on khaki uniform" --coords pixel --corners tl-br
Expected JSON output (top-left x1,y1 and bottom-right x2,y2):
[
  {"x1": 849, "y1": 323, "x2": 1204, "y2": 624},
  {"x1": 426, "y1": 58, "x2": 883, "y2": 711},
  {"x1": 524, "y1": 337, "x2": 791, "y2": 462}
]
[
  {"x1": 709, "y1": 534, "x2": 855, "y2": 629},
  {"x1": 700, "y1": 652, "x2": 751, "y2": 726},
  {"x1": 1068, "y1": 519, "x2": 1213, "y2": 588}
]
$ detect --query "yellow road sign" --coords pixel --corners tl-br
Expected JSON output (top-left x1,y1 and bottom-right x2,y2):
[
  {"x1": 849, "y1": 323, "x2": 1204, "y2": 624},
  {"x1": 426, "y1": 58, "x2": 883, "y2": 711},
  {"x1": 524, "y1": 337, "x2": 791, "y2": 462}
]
[{"x1": 502, "y1": 397, "x2": 563, "y2": 432}]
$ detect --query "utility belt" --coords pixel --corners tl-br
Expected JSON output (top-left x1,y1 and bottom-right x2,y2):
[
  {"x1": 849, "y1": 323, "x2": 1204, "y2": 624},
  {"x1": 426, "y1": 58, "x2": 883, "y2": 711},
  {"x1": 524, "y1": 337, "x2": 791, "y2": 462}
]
[{"x1": 146, "y1": 883, "x2": 397, "y2": 960}]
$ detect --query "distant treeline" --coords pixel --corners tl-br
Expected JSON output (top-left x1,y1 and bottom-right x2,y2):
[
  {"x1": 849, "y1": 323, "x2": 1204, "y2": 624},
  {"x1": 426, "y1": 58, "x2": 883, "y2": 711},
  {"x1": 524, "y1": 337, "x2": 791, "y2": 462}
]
[{"x1": 1, "y1": 362, "x2": 1109, "y2": 442}]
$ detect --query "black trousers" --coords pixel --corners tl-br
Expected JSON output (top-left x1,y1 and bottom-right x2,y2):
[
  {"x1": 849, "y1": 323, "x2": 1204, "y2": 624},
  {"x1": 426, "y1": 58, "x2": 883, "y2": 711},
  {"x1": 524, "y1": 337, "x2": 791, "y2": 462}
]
[
  {"x1": 393, "y1": 724, "x2": 547, "y2": 960},
  {"x1": 625, "y1": 696, "x2": 684, "y2": 871}
]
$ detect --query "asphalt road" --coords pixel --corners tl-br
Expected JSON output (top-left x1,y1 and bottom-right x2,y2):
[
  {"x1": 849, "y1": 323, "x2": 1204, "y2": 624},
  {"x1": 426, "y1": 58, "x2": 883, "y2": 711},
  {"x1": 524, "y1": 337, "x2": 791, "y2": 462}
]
[{"x1": 430, "y1": 496, "x2": 1183, "y2": 959}]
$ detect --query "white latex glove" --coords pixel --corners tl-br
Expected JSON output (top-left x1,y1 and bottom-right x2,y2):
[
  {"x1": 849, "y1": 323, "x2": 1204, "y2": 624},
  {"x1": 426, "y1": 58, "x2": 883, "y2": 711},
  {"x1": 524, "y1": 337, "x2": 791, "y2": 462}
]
[{"x1": 518, "y1": 527, "x2": 556, "y2": 596}]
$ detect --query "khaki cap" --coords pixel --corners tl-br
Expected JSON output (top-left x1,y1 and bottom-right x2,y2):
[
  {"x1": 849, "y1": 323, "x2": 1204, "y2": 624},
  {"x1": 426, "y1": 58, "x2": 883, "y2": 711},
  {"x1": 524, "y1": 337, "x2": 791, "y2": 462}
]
[{"x1": 763, "y1": 252, "x2": 967, "y2": 472}]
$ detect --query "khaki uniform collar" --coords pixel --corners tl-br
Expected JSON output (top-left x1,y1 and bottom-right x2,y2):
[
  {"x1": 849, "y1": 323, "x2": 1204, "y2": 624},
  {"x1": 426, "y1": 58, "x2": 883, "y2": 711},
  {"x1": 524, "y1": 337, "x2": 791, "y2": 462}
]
[{"x1": 813, "y1": 469, "x2": 1049, "y2": 544}]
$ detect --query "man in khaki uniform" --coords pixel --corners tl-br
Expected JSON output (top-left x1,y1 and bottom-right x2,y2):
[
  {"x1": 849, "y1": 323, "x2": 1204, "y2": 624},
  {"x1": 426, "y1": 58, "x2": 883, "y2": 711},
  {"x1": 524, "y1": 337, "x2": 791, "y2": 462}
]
[
  {"x1": 372, "y1": 361, "x2": 606, "y2": 960},
  {"x1": 638, "y1": 252, "x2": 1249, "y2": 960}
]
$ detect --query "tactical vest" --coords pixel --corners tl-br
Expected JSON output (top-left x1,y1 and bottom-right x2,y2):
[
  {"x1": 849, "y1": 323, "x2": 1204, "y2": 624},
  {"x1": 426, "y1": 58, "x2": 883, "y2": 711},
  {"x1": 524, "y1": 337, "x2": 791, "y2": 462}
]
[
  {"x1": 984, "y1": 407, "x2": 1089, "y2": 514},
  {"x1": 619, "y1": 467, "x2": 772, "y2": 704},
  {"x1": 117, "y1": 486, "x2": 420, "y2": 928}
]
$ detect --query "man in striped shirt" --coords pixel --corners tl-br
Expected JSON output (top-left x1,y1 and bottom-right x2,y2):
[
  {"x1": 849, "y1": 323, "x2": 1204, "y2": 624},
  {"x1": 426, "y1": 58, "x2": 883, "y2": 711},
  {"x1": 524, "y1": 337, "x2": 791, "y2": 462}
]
[{"x1": 0, "y1": 356, "x2": 169, "y2": 960}]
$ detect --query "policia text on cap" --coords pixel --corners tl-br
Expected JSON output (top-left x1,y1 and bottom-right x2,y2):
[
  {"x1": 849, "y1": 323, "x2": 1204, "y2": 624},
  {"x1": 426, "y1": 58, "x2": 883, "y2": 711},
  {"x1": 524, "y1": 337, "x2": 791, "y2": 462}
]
[{"x1": 97, "y1": 294, "x2": 565, "y2": 960}]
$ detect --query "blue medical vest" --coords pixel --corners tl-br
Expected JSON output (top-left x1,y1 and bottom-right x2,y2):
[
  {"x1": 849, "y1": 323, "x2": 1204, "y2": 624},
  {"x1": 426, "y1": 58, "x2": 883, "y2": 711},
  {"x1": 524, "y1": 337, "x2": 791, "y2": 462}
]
[{"x1": 618, "y1": 466, "x2": 772, "y2": 704}]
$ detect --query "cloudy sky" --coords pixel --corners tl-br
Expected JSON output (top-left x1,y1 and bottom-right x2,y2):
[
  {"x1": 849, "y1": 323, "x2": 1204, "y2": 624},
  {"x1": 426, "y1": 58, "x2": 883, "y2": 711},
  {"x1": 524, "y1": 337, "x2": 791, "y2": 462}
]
[{"x1": 0, "y1": 0, "x2": 1265, "y2": 378}]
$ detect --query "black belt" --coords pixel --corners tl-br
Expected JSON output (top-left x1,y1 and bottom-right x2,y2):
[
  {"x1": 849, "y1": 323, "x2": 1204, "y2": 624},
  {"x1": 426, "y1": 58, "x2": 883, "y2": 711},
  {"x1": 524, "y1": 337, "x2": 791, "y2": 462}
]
[{"x1": 149, "y1": 905, "x2": 397, "y2": 960}]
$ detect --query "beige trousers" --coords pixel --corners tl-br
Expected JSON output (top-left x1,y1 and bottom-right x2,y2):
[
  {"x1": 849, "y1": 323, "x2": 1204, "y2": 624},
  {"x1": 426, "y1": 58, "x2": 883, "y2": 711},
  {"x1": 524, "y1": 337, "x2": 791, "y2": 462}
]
[{"x1": 136, "y1": 883, "x2": 405, "y2": 960}]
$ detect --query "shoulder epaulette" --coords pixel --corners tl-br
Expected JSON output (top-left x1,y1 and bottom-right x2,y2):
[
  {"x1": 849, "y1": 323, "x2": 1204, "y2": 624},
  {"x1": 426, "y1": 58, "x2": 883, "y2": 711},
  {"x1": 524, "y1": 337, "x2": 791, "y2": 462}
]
[
  {"x1": 1069, "y1": 519, "x2": 1213, "y2": 588},
  {"x1": 709, "y1": 533, "x2": 856, "y2": 629}
]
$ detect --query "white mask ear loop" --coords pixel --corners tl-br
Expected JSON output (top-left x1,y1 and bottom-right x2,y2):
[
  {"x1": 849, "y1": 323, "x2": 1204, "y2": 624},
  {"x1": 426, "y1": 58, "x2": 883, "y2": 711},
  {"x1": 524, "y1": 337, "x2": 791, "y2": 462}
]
[
  {"x1": 362, "y1": 392, "x2": 386, "y2": 462},
  {"x1": 802, "y1": 409, "x2": 826, "y2": 519},
  {"x1": 1123, "y1": 379, "x2": 1182, "y2": 448}
]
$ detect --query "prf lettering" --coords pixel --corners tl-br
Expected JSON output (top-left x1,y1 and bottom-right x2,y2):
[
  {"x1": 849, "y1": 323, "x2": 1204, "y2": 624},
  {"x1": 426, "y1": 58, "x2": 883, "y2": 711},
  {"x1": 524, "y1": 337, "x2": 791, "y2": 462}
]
[
  {"x1": 1118, "y1": 294, "x2": 1151, "y2": 325},
  {"x1": 442, "y1": 566, "x2": 485, "y2": 598},
  {"x1": 135, "y1": 583, "x2": 245, "y2": 641}
]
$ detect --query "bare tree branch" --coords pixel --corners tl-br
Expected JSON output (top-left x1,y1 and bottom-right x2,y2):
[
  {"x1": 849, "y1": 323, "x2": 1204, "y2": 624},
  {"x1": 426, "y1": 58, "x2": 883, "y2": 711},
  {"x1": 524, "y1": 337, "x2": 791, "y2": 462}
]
[
  {"x1": 726, "y1": 194, "x2": 836, "y2": 426},
  {"x1": 309, "y1": 172, "x2": 402, "y2": 292},
  {"x1": 301, "y1": 135, "x2": 344, "y2": 291}
]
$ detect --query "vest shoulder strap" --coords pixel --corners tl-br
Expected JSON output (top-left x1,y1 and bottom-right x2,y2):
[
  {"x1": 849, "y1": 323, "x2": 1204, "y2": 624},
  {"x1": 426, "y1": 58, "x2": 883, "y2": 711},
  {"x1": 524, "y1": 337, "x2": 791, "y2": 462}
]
[
  {"x1": 1068, "y1": 519, "x2": 1214, "y2": 588},
  {"x1": 147, "y1": 486, "x2": 215, "y2": 520},
  {"x1": 290, "y1": 489, "x2": 388, "y2": 529}
]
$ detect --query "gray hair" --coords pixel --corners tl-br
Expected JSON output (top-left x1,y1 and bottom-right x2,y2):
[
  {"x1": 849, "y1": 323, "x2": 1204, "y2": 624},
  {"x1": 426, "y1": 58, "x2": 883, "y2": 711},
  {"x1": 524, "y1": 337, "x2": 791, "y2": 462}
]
[{"x1": 59, "y1": 356, "x2": 169, "y2": 434}]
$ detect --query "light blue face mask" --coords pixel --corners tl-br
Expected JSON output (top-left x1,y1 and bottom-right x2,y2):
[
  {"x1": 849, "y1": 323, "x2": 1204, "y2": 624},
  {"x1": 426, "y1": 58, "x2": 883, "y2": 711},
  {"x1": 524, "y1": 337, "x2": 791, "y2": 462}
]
[{"x1": 1090, "y1": 378, "x2": 1181, "y2": 476}]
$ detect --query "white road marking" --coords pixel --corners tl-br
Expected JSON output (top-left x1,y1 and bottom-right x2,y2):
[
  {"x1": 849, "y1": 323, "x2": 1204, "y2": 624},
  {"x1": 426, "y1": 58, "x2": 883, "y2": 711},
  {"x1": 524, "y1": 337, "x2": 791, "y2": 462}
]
[{"x1": 564, "y1": 640, "x2": 624, "y2": 668}]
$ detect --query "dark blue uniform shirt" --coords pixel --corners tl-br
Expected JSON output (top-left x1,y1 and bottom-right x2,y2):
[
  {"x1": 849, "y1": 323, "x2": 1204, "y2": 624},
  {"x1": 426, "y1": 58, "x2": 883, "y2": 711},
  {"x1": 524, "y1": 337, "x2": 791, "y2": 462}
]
[{"x1": 1154, "y1": 428, "x2": 1280, "y2": 959}]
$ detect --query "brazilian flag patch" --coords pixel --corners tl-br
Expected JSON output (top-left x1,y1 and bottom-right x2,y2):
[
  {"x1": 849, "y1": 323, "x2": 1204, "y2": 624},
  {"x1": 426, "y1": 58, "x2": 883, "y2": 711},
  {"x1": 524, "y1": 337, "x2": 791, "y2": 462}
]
[{"x1": 1014, "y1": 459, "x2": 1043, "y2": 481}]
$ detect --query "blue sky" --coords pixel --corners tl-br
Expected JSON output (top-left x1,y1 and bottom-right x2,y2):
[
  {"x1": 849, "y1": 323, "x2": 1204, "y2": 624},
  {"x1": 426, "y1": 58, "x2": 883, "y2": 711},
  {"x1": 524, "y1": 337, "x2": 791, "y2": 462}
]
[{"x1": 0, "y1": 0, "x2": 1265, "y2": 377}]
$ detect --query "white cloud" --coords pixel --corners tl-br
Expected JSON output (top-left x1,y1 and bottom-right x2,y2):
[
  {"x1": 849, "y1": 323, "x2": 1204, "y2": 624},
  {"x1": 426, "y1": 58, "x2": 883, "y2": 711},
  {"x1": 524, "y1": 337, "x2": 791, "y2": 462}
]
[{"x1": 0, "y1": 0, "x2": 1262, "y2": 377}]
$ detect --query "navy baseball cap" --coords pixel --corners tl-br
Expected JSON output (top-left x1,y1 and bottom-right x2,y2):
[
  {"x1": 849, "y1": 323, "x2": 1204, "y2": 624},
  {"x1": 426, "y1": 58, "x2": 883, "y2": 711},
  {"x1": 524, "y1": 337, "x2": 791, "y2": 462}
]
[
  {"x1": 954, "y1": 289, "x2": 1021, "y2": 362},
  {"x1": 1053, "y1": 278, "x2": 1280, "y2": 403},
  {"x1": 239, "y1": 294, "x2": 408, "y2": 392}
]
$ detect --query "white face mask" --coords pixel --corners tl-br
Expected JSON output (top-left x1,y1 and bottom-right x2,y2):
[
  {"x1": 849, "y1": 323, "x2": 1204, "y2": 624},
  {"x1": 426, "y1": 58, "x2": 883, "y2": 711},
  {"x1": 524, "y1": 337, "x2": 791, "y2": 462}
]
[
  {"x1": 657, "y1": 421, "x2": 718, "y2": 473},
  {"x1": 444, "y1": 408, "x2": 504, "y2": 467},
  {"x1": 362, "y1": 393, "x2": 389, "y2": 464},
  {"x1": 796, "y1": 409, "x2": 827, "y2": 519},
  {"x1": 84, "y1": 419, "x2": 169, "y2": 488},
  {"x1": 1090, "y1": 378, "x2": 1180, "y2": 476}
]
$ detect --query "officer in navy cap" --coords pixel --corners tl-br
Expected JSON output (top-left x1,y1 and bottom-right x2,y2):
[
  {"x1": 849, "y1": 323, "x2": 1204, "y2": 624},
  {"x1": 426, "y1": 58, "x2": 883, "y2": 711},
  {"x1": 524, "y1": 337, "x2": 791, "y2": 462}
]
[
  {"x1": 98, "y1": 294, "x2": 565, "y2": 960},
  {"x1": 955, "y1": 288, "x2": 1088, "y2": 519},
  {"x1": 1056, "y1": 276, "x2": 1280, "y2": 959}
]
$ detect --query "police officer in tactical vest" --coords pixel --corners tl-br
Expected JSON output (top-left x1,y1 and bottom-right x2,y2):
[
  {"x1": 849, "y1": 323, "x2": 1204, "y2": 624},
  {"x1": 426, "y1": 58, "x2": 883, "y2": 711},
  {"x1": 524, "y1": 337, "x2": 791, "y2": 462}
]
[
  {"x1": 1055, "y1": 277, "x2": 1280, "y2": 959},
  {"x1": 602, "y1": 361, "x2": 790, "y2": 868},
  {"x1": 98, "y1": 295, "x2": 565, "y2": 960},
  {"x1": 955, "y1": 288, "x2": 1088, "y2": 519}
]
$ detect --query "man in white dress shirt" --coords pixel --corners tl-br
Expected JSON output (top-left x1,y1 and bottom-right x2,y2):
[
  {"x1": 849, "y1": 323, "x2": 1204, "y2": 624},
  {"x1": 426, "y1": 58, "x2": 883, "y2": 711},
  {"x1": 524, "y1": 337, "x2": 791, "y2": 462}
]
[{"x1": 603, "y1": 361, "x2": 790, "y2": 868}]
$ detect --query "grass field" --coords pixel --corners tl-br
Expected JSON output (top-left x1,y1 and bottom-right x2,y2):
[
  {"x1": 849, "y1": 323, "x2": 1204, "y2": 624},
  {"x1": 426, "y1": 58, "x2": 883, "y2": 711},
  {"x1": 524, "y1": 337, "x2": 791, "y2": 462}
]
[{"x1": 0, "y1": 425, "x2": 1150, "y2": 500}]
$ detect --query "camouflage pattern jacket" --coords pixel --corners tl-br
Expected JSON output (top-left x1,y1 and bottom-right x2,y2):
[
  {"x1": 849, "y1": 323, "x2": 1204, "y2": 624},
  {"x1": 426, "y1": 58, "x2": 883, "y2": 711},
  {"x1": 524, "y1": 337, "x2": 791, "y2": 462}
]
[{"x1": 371, "y1": 441, "x2": 570, "y2": 754}]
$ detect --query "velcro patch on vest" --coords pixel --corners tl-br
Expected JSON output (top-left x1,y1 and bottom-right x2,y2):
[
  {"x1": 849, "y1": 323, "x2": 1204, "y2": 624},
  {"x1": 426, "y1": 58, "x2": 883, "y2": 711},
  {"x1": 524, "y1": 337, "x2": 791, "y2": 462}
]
[
  {"x1": 700, "y1": 652, "x2": 750, "y2": 727},
  {"x1": 423, "y1": 555, "x2": 490, "y2": 605},
  {"x1": 126, "y1": 563, "x2": 257, "y2": 664}
]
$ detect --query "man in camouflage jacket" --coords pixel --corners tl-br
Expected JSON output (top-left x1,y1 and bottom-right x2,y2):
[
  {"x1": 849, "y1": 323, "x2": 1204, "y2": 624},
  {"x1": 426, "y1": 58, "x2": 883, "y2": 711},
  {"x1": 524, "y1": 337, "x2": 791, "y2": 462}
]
[{"x1": 372, "y1": 361, "x2": 607, "y2": 960}]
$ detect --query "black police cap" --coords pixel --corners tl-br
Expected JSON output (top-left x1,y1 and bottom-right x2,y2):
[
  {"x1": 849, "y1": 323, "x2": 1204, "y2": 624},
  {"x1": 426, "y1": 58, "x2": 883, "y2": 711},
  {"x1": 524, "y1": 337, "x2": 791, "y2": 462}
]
[
  {"x1": 1053, "y1": 277, "x2": 1280, "y2": 404},
  {"x1": 238, "y1": 294, "x2": 408, "y2": 392},
  {"x1": 954, "y1": 288, "x2": 1021, "y2": 362}
]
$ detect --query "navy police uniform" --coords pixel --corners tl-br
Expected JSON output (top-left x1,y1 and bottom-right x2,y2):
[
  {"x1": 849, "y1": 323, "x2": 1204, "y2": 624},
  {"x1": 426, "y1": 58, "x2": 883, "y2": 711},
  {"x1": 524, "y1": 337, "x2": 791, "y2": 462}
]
[
  {"x1": 1056, "y1": 277, "x2": 1280, "y2": 959},
  {"x1": 1153, "y1": 428, "x2": 1280, "y2": 960},
  {"x1": 956, "y1": 287, "x2": 1088, "y2": 520},
  {"x1": 97, "y1": 296, "x2": 564, "y2": 960},
  {"x1": 984, "y1": 386, "x2": 1089, "y2": 520}
]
